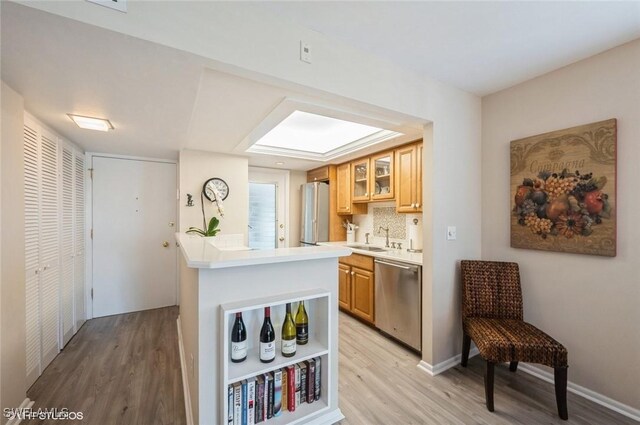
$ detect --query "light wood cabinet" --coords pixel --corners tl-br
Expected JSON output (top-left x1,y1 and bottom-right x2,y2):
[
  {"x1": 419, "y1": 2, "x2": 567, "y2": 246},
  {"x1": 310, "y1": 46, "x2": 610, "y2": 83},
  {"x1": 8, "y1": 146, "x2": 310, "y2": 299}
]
[
  {"x1": 307, "y1": 166, "x2": 330, "y2": 182},
  {"x1": 395, "y1": 141, "x2": 423, "y2": 213},
  {"x1": 336, "y1": 162, "x2": 367, "y2": 216},
  {"x1": 370, "y1": 150, "x2": 394, "y2": 201},
  {"x1": 338, "y1": 253, "x2": 374, "y2": 325},
  {"x1": 351, "y1": 158, "x2": 370, "y2": 203},
  {"x1": 350, "y1": 267, "x2": 374, "y2": 323},
  {"x1": 338, "y1": 263, "x2": 351, "y2": 310}
]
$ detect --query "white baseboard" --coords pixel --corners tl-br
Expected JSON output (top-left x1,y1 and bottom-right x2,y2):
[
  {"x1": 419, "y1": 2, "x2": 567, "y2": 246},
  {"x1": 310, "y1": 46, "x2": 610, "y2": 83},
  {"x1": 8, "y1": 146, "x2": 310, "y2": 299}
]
[
  {"x1": 5, "y1": 398, "x2": 35, "y2": 425},
  {"x1": 518, "y1": 364, "x2": 640, "y2": 423},
  {"x1": 417, "y1": 349, "x2": 640, "y2": 423},
  {"x1": 177, "y1": 317, "x2": 194, "y2": 425},
  {"x1": 417, "y1": 348, "x2": 480, "y2": 376}
]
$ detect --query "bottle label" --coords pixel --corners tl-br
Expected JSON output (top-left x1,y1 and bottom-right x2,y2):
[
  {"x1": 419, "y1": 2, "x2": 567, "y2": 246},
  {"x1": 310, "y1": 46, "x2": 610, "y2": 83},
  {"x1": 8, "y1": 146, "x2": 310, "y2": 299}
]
[
  {"x1": 281, "y1": 339, "x2": 296, "y2": 354},
  {"x1": 231, "y1": 340, "x2": 247, "y2": 360},
  {"x1": 260, "y1": 341, "x2": 275, "y2": 360},
  {"x1": 296, "y1": 325, "x2": 309, "y2": 343}
]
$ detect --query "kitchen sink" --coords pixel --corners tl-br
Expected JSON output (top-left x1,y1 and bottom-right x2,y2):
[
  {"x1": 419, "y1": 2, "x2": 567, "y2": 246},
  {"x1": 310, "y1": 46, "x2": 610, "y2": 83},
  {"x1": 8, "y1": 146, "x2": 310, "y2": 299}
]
[{"x1": 348, "y1": 245, "x2": 388, "y2": 252}]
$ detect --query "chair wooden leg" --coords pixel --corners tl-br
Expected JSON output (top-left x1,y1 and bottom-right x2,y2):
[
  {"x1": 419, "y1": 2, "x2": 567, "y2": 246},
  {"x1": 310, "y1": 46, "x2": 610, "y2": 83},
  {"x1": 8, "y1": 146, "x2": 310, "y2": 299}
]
[
  {"x1": 509, "y1": 361, "x2": 518, "y2": 372},
  {"x1": 461, "y1": 333, "x2": 471, "y2": 367},
  {"x1": 554, "y1": 367, "x2": 568, "y2": 420},
  {"x1": 484, "y1": 361, "x2": 495, "y2": 412}
]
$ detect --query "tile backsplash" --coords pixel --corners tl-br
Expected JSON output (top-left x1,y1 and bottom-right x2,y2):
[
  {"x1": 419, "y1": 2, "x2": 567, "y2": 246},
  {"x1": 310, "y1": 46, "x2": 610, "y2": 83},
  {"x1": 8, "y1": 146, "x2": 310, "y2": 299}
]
[
  {"x1": 351, "y1": 201, "x2": 421, "y2": 247},
  {"x1": 373, "y1": 207, "x2": 405, "y2": 238}
]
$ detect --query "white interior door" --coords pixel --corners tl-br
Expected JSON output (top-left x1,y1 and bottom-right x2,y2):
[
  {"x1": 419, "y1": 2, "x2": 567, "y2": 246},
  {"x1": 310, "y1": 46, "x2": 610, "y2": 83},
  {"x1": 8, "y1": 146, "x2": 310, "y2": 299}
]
[
  {"x1": 248, "y1": 168, "x2": 288, "y2": 249},
  {"x1": 92, "y1": 156, "x2": 177, "y2": 317}
]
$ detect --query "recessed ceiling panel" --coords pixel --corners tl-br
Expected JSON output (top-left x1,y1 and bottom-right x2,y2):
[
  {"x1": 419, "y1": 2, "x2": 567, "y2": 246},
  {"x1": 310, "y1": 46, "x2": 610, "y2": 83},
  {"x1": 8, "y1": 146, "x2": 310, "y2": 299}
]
[{"x1": 254, "y1": 111, "x2": 383, "y2": 154}]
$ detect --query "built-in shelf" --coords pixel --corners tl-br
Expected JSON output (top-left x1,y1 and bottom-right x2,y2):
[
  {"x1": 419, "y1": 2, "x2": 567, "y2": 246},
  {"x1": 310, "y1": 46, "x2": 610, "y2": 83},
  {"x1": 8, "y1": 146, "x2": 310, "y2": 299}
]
[
  {"x1": 266, "y1": 399, "x2": 330, "y2": 425},
  {"x1": 220, "y1": 289, "x2": 333, "y2": 424},
  {"x1": 228, "y1": 341, "x2": 328, "y2": 382}
]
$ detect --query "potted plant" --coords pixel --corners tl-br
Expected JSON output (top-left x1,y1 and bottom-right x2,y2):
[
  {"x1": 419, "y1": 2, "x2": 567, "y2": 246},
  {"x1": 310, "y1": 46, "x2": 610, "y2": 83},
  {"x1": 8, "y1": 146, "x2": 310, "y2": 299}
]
[{"x1": 186, "y1": 216, "x2": 221, "y2": 237}]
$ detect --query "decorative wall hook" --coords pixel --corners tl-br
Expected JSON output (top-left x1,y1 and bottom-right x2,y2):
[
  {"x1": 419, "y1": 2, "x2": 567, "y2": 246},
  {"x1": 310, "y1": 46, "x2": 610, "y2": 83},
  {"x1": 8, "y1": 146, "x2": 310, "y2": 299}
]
[{"x1": 186, "y1": 193, "x2": 194, "y2": 207}]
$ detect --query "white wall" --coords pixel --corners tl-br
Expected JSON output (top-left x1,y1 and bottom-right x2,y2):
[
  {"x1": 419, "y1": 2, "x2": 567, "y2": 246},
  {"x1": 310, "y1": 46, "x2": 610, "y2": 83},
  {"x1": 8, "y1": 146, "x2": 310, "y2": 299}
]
[
  {"x1": 288, "y1": 170, "x2": 306, "y2": 247},
  {"x1": 1, "y1": 81, "x2": 27, "y2": 420},
  {"x1": 179, "y1": 150, "x2": 249, "y2": 238},
  {"x1": 482, "y1": 40, "x2": 640, "y2": 410},
  {"x1": 21, "y1": 1, "x2": 482, "y2": 367}
]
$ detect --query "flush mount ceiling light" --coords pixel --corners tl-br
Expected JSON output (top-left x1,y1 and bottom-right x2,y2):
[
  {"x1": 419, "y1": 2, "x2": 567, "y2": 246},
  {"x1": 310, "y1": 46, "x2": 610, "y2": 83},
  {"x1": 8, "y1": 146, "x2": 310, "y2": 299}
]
[
  {"x1": 246, "y1": 111, "x2": 403, "y2": 161},
  {"x1": 67, "y1": 114, "x2": 114, "y2": 132}
]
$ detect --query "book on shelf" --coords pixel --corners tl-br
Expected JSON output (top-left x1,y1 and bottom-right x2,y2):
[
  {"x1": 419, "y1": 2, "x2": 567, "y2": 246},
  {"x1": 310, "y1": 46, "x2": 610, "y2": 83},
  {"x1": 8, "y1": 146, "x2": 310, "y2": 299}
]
[
  {"x1": 294, "y1": 363, "x2": 301, "y2": 409},
  {"x1": 314, "y1": 357, "x2": 321, "y2": 401},
  {"x1": 305, "y1": 359, "x2": 315, "y2": 404},
  {"x1": 248, "y1": 378, "x2": 256, "y2": 425},
  {"x1": 233, "y1": 382, "x2": 242, "y2": 425},
  {"x1": 298, "y1": 362, "x2": 307, "y2": 406},
  {"x1": 286, "y1": 365, "x2": 296, "y2": 413},
  {"x1": 273, "y1": 369, "x2": 282, "y2": 417},
  {"x1": 255, "y1": 376, "x2": 264, "y2": 424},
  {"x1": 281, "y1": 368, "x2": 288, "y2": 412},
  {"x1": 228, "y1": 385, "x2": 234, "y2": 425},
  {"x1": 266, "y1": 372, "x2": 274, "y2": 420},
  {"x1": 241, "y1": 380, "x2": 248, "y2": 425}
]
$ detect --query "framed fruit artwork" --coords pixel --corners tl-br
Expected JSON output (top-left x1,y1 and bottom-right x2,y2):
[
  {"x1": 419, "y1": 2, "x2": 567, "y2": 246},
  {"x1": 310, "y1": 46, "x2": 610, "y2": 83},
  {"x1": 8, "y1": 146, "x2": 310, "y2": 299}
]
[{"x1": 510, "y1": 119, "x2": 617, "y2": 257}]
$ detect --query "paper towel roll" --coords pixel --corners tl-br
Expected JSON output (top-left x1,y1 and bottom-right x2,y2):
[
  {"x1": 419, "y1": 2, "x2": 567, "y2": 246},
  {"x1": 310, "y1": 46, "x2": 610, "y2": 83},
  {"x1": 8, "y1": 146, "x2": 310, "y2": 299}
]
[{"x1": 407, "y1": 220, "x2": 423, "y2": 251}]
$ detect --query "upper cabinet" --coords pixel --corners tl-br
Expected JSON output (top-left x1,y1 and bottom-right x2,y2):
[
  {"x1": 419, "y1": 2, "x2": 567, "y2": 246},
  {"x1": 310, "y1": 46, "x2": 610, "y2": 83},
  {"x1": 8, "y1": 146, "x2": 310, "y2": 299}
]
[
  {"x1": 314, "y1": 139, "x2": 422, "y2": 217},
  {"x1": 307, "y1": 166, "x2": 330, "y2": 183},
  {"x1": 351, "y1": 158, "x2": 370, "y2": 203},
  {"x1": 395, "y1": 141, "x2": 423, "y2": 213},
  {"x1": 370, "y1": 150, "x2": 394, "y2": 201},
  {"x1": 336, "y1": 163, "x2": 368, "y2": 216}
]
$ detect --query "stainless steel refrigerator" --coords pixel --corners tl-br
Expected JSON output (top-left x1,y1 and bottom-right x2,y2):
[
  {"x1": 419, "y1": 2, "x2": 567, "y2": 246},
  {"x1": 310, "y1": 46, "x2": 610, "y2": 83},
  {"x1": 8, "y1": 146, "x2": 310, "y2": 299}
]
[{"x1": 300, "y1": 182, "x2": 329, "y2": 246}]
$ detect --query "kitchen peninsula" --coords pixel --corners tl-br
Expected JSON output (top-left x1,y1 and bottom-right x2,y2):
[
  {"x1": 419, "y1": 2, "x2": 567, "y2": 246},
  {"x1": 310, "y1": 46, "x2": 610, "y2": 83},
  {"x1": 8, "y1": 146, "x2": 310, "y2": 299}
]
[{"x1": 176, "y1": 233, "x2": 350, "y2": 425}]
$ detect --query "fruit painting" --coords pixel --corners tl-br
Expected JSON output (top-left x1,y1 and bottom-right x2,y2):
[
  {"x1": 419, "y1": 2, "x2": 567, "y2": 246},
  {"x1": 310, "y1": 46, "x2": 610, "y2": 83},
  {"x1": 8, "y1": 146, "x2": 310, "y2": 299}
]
[{"x1": 510, "y1": 119, "x2": 616, "y2": 257}]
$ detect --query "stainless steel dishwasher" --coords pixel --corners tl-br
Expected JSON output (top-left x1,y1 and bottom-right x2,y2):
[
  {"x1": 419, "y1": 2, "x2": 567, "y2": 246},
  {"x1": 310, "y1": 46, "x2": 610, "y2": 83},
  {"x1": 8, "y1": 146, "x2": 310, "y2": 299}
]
[{"x1": 374, "y1": 259, "x2": 422, "y2": 352}]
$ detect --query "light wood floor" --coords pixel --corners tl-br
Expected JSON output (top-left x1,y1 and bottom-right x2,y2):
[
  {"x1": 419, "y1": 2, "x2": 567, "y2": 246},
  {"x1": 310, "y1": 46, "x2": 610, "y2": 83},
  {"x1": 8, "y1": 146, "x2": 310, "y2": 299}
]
[
  {"x1": 25, "y1": 307, "x2": 633, "y2": 424},
  {"x1": 337, "y1": 312, "x2": 634, "y2": 425},
  {"x1": 26, "y1": 306, "x2": 185, "y2": 425}
]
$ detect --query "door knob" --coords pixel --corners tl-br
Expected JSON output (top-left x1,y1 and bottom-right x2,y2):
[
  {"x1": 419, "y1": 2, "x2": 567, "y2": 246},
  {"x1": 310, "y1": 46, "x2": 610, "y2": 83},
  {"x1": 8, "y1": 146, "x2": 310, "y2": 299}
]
[{"x1": 163, "y1": 241, "x2": 170, "y2": 248}]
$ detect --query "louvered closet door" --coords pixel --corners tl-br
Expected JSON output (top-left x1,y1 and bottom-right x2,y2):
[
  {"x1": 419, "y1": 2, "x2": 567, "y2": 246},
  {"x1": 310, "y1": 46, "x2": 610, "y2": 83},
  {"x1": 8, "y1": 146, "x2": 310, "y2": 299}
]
[
  {"x1": 60, "y1": 145, "x2": 75, "y2": 346},
  {"x1": 74, "y1": 151, "x2": 85, "y2": 331},
  {"x1": 39, "y1": 129, "x2": 60, "y2": 368},
  {"x1": 24, "y1": 120, "x2": 42, "y2": 387}
]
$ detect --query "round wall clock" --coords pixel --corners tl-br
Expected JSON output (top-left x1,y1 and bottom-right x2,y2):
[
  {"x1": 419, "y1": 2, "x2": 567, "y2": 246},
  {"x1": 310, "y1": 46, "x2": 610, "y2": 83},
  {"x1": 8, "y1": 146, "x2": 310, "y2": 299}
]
[{"x1": 203, "y1": 178, "x2": 229, "y2": 202}]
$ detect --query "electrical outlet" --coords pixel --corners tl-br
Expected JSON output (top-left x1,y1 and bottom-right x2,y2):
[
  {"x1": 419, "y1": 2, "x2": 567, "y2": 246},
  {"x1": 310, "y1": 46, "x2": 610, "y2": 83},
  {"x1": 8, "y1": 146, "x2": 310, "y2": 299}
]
[
  {"x1": 300, "y1": 41, "x2": 312, "y2": 64},
  {"x1": 447, "y1": 226, "x2": 457, "y2": 240}
]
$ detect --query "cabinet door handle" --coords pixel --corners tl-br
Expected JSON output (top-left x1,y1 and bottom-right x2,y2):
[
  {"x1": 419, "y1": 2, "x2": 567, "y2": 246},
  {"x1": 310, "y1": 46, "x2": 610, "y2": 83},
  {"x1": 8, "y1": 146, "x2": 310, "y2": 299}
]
[
  {"x1": 351, "y1": 271, "x2": 355, "y2": 276},
  {"x1": 415, "y1": 203, "x2": 420, "y2": 208}
]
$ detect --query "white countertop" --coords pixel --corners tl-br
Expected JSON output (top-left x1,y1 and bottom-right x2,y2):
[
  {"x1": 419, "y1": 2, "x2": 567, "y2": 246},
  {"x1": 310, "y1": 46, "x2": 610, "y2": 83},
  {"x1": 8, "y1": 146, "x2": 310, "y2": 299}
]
[
  {"x1": 319, "y1": 241, "x2": 423, "y2": 266},
  {"x1": 176, "y1": 233, "x2": 352, "y2": 269}
]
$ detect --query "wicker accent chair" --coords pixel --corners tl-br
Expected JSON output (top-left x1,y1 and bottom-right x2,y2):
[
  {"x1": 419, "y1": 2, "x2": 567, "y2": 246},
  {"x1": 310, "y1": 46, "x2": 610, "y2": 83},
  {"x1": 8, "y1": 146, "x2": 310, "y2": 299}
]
[{"x1": 460, "y1": 260, "x2": 568, "y2": 420}]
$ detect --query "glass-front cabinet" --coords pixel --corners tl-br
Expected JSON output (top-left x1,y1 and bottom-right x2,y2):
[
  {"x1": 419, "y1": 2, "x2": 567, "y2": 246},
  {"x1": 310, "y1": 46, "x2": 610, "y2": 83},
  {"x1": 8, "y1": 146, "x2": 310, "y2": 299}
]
[
  {"x1": 351, "y1": 158, "x2": 370, "y2": 202},
  {"x1": 370, "y1": 151, "x2": 394, "y2": 201}
]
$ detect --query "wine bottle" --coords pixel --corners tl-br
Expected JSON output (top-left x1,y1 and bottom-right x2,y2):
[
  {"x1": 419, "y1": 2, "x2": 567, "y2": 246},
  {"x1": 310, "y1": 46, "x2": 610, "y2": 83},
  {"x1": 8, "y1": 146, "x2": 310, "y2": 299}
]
[
  {"x1": 260, "y1": 307, "x2": 276, "y2": 363},
  {"x1": 230, "y1": 312, "x2": 247, "y2": 363},
  {"x1": 281, "y1": 303, "x2": 297, "y2": 357},
  {"x1": 295, "y1": 301, "x2": 309, "y2": 345}
]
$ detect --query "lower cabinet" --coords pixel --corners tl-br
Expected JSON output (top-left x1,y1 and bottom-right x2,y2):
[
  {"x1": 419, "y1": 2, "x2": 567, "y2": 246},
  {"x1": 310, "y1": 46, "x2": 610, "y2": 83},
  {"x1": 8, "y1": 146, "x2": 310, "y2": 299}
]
[{"x1": 338, "y1": 254, "x2": 375, "y2": 324}]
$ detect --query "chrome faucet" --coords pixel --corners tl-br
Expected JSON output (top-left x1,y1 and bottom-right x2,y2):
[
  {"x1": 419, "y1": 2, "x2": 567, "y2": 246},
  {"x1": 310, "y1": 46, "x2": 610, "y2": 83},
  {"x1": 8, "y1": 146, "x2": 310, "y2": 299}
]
[
  {"x1": 365, "y1": 232, "x2": 370, "y2": 244},
  {"x1": 378, "y1": 226, "x2": 390, "y2": 247}
]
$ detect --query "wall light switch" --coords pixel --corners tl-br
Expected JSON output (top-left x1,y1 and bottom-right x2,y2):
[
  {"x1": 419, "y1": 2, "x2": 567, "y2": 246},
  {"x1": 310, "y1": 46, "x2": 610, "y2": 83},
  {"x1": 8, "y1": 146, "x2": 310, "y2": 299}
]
[
  {"x1": 447, "y1": 226, "x2": 457, "y2": 240},
  {"x1": 300, "y1": 41, "x2": 312, "y2": 64}
]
